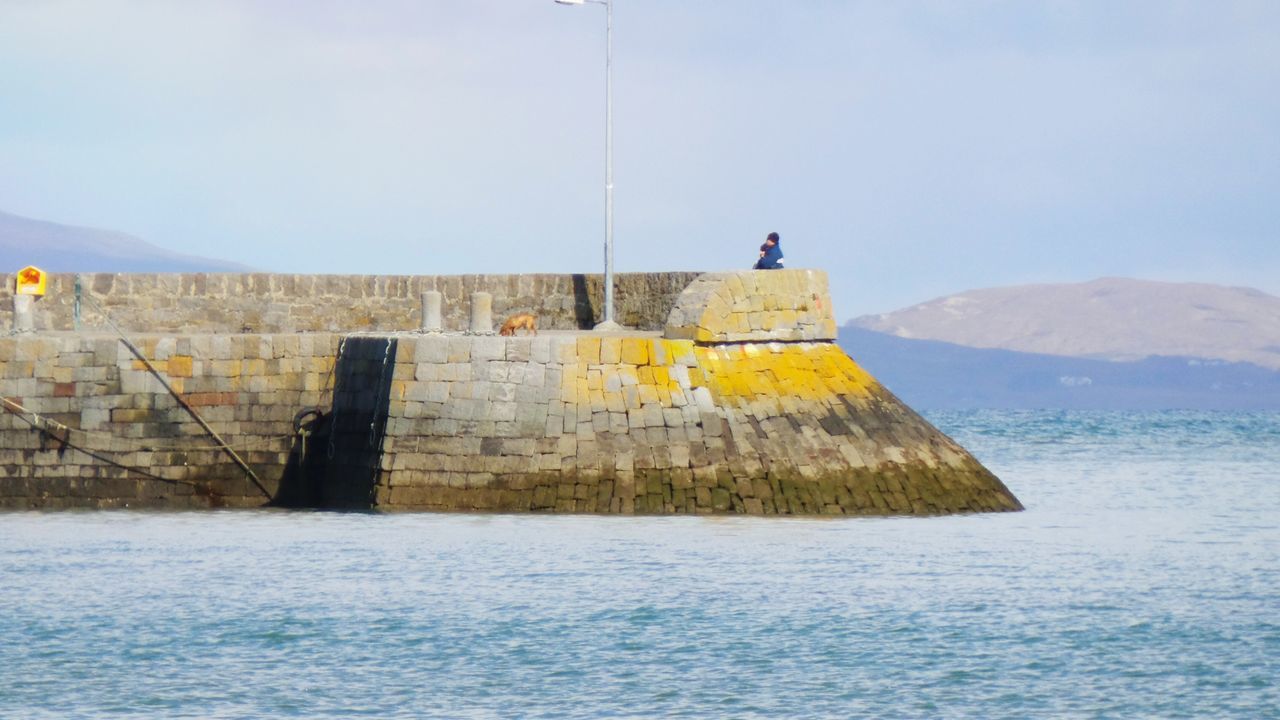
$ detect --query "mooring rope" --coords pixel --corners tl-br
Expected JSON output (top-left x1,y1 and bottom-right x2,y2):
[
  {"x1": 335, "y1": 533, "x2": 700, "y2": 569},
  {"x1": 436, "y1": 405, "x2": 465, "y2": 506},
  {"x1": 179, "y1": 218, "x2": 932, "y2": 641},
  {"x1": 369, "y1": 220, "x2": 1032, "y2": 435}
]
[
  {"x1": 325, "y1": 335, "x2": 348, "y2": 461},
  {"x1": 0, "y1": 395, "x2": 212, "y2": 489},
  {"x1": 78, "y1": 293, "x2": 272, "y2": 499},
  {"x1": 0, "y1": 394, "x2": 290, "y2": 452},
  {"x1": 8, "y1": 306, "x2": 363, "y2": 493},
  {"x1": 369, "y1": 336, "x2": 394, "y2": 449}
]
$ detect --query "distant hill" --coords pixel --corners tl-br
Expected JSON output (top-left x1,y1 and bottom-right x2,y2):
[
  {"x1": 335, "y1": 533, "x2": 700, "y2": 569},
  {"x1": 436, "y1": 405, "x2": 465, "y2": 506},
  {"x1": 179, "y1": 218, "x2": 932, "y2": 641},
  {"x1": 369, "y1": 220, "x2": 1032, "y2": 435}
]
[
  {"x1": 851, "y1": 278, "x2": 1280, "y2": 371},
  {"x1": 839, "y1": 326, "x2": 1280, "y2": 410},
  {"x1": 0, "y1": 210, "x2": 251, "y2": 273}
]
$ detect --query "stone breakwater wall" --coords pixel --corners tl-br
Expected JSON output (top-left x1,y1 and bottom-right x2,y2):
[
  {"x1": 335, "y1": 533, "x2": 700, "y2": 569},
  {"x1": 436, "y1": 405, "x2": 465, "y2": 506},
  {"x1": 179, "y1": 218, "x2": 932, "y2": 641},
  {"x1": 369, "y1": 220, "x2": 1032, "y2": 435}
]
[
  {"x1": 0, "y1": 332, "x2": 343, "y2": 508},
  {"x1": 1, "y1": 271, "x2": 701, "y2": 334},
  {"x1": 0, "y1": 268, "x2": 1023, "y2": 514},
  {"x1": 367, "y1": 334, "x2": 1019, "y2": 514}
]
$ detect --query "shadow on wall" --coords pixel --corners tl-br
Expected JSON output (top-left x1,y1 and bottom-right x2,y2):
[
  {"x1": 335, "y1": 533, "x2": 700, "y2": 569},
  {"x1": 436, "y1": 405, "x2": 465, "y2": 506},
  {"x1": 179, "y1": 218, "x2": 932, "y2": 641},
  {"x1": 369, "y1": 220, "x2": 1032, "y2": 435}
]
[
  {"x1": 273, "y1": 410, "x2": 330, "y2": 509},
  {"x1": 273, "y1": 337, "x2": 399, "y2": 510},
  {"x1": 572, "y1": 274, "x2": 596, "y2": 329}
]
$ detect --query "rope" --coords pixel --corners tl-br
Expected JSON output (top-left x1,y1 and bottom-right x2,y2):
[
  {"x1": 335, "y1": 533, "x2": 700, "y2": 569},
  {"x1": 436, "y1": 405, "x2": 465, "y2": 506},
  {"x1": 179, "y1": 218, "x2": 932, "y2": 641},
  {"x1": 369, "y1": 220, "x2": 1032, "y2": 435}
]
[
  {"x1": 369, "y1": 336, "x2": 394, "y2": 448},
  {"x1": 0, "y1": 395, "x2": 292, "y2": 451},
  {"x1": 1, "y1": 396, "x2": 212, "y2": 489},
  {"x1": 326, "y1": 336, "x2": 348, "y2": 461},
  {"x1": 8, "y1": 310, "x2": 364, "y2": 491},
  {"x1": 78, "y1": 293, "x2": 272, "y2": 499}
]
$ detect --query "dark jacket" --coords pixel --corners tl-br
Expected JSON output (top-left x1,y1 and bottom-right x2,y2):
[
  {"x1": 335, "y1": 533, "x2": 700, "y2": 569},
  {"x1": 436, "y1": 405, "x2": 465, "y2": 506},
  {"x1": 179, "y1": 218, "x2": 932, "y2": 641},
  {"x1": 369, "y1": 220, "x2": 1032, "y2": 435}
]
[{"x1": 755, "y1": 242, "x2": 784, "y2": 270}]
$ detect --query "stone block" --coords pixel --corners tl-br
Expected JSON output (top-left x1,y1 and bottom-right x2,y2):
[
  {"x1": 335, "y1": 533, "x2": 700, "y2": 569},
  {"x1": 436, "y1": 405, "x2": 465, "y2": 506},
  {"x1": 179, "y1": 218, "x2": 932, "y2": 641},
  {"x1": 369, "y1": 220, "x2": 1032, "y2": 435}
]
[
  {"x1": 447, "y1": 337, "x2": 472, "y2": 362},
  {"x1": 692, "y1": 386, "x2": 716, "y2": 414},
  {"x1": 523, "y1": 363, "x2": 546, "y2": 388},
  {"x1": 481, "y1": 399, "x2": 512, "y2": 422},
  {"x1": 620, "y1": 338, "x2": 648, "y2": 366},
  {"x1": 485, "y1": 361, "x2": 511, "y2": 383},
  {"x1": 530, "y1": 337, "x2": 552, "y2": 364},
  {"x1": 483, "y1": 382, "x2": 513, "y2": 403},
  {"x1": 110, "y1": 408, "x2": 152, "y2": 423},
  {"x1": 600, "y1": 338, "x2": 622, "y2": 364},
  {"x1": 576, "y1": 337, "x2": 601, "y2": 364},
  {"x1": 614, "y1": 451, "x2": 634, "y2": 471},
  {"x1": 471, "y1": 336, "x2": 504, "y2": 361},
  {"x1": 506, "y1": 339, "x2": 532, "y2": 362},
  {"x1": 415, "y1": 336, "x2": 450, "y2": 364},
  {"x1": 164, "y1": 355, "x2": 194, "y2": 378},
  {"x1": 506, "y1": 363, "x2": 527, "y2": 384}
]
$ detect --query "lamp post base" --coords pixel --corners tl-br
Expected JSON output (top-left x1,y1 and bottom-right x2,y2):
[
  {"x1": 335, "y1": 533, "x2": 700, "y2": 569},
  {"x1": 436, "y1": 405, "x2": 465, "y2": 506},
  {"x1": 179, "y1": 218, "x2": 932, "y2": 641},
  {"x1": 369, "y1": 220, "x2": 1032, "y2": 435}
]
[{"x1": 593, "y1": 319, "x2": 624, "y2": 332}]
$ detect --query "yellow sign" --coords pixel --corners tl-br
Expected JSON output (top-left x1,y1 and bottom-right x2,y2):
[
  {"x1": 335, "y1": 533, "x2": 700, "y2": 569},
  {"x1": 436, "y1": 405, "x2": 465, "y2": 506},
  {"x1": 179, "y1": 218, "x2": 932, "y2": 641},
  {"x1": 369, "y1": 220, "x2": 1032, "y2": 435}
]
[{"x1": 16, "y1": 266, "x2": 47, "y2": 297}]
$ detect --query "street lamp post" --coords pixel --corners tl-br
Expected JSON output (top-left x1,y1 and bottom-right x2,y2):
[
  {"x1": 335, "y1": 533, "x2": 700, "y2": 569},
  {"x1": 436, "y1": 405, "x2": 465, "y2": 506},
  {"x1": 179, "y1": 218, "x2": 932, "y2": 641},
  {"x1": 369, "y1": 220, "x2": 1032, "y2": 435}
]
[{"x1": 555, "y1": 0, "x2": 619, "y2": 331}]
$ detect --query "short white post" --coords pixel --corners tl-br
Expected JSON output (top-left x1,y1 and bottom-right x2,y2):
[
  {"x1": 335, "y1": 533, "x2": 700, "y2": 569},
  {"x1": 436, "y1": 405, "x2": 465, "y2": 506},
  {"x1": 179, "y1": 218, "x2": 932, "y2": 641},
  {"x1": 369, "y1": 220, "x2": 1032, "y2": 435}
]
[
  {"x1": 421, "y1": 291, "x2": 443, "y2": 333},
  {"x1": 13, "y1": 295, "x2": 34, "y2": 333},
  {"x1": 469, "y1": 292, "x2": 493, "y2": 335}
]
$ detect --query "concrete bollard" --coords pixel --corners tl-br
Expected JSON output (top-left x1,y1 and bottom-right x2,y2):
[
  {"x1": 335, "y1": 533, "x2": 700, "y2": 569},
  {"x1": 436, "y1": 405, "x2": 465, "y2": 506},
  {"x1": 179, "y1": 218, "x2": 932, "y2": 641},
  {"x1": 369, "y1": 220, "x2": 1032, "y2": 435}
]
[
  {"x1": 469, "y1": 291, "x2": 493, "y2": 334},
  {"x1": 421, "y1": 291, "x2": 443, "y2": 333},
  {"x1": 13, "y1": 295, "x2": 34, "y2": 333}
]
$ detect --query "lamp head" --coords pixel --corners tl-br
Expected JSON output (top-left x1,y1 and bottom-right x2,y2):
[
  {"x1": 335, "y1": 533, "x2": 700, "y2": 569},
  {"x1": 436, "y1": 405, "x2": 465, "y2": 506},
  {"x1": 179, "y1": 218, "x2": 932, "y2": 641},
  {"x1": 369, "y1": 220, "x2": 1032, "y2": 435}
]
[{"x1": 554, "y1": 0, "x2": 585, "y2": 4}]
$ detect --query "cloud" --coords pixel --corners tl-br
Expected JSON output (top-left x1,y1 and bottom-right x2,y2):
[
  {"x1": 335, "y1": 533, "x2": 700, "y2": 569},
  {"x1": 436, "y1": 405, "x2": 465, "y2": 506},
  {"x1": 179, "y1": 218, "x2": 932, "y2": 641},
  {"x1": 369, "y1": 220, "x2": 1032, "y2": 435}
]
[{"x1": 1, "y1": 0, "x2": 1277, "y2": 317}]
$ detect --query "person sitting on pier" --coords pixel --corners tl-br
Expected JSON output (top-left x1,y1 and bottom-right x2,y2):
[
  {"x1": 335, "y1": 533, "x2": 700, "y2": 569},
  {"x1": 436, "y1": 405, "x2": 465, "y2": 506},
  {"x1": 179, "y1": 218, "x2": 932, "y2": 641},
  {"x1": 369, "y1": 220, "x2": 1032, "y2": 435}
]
[{"x1": 754, "y1": 232, "x2": 785, "y2": 270}]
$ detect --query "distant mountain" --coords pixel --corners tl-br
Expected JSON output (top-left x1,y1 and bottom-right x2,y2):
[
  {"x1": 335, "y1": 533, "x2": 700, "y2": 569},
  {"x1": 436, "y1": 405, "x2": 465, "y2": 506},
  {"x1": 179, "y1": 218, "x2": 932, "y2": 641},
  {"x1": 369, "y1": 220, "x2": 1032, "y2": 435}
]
[
  {"x1": 851, "y1": 278, "x2": 1280, "y2": 371},
  {"x1": 0, "y1": 210, "x2": 251, "y2": 273},
  {"x1": 840, "y1": 326, "x2": 1280, "y2": 410}
]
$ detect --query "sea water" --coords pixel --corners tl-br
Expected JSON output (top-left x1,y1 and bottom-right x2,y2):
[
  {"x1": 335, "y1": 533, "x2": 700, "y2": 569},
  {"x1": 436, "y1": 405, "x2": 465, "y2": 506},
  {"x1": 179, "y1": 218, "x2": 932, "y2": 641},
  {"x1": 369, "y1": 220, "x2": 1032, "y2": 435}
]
[{"x1": 1, "y1": 411, "x2": 1277, "y2": 719}]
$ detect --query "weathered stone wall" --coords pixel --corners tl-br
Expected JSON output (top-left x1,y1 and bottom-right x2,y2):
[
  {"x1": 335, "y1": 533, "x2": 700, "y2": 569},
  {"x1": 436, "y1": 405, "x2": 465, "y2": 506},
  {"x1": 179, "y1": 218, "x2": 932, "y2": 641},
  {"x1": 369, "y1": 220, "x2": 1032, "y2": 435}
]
[
  {"x1": 664, "y1": 269, "x2": 838, "y2": 342},
  {"x1": 0, "y1": 332, "x2": 341, "y2": 508},
  {"x1": 360, "y1": 269, "x2": 1018, "y2": 513},
  {"x1": 0, "y1": 268, "x2": 1023, "y2": 514},
  {"x1": 368, "y1": 334, "x2": 1019, "y2": 514},
  {"x1": 1, "y1": 272, "x2": 701, "y2": 335}
]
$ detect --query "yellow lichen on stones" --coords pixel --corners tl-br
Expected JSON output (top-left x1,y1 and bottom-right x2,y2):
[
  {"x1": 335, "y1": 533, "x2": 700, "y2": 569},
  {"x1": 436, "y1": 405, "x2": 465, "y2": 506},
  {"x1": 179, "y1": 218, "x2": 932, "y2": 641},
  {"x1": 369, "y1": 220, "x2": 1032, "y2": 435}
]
[
  {"x1": 689, "y1": 343, "x2": 877, "y2": 408},
  {"x1": 559, "y1": 337, "x2": 879, "y2": 416}
]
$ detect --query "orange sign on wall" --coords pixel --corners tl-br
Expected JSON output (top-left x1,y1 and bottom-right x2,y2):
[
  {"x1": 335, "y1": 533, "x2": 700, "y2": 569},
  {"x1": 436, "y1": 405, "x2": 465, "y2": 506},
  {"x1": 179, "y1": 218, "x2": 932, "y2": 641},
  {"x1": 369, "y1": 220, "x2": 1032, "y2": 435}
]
[{"x1": 16, "y1": 266, "x2": 47, "y2": 297}]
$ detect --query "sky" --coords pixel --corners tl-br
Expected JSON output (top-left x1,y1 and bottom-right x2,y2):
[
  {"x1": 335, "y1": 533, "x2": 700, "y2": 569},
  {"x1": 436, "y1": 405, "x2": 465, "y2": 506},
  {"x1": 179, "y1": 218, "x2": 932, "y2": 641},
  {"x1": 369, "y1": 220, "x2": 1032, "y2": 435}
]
[{"x1": 1, "y1": 0, "x2": 1277, "y2": 318}]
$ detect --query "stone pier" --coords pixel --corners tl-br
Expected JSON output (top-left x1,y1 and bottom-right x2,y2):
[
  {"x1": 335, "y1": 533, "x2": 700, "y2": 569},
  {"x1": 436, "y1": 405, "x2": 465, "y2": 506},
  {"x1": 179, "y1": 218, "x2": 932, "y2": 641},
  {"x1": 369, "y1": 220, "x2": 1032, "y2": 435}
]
[{"x1": 0, "y1": 269, "x2": 1021, "y2": 514}]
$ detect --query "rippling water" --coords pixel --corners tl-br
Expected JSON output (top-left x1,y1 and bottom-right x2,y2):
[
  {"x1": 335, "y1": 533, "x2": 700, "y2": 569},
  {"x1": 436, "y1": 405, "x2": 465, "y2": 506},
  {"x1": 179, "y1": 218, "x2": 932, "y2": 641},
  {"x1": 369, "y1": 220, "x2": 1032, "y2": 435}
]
[{"x1": 2, "y1": 411, "x2": 1277, "y2": 718}]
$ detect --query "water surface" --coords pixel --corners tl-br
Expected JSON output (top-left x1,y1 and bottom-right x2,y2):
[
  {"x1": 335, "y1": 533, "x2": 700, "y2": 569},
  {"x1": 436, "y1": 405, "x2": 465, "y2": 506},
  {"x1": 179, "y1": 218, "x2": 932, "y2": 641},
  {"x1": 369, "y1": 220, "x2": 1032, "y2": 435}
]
[{"x1": 1, "y1": 411, "x2": 1277, "y2": 718}]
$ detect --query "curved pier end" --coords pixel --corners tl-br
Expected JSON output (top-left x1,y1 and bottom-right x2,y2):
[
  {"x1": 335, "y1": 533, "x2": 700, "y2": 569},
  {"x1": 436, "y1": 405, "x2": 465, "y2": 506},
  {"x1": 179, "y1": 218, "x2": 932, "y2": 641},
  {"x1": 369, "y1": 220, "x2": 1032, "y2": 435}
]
[
  {"x1": 375, "y1": 269, "x2": 1021, "y2": 515},
  {"x1": 664, "y1": 268, "x2": 838, "y2": 343}
]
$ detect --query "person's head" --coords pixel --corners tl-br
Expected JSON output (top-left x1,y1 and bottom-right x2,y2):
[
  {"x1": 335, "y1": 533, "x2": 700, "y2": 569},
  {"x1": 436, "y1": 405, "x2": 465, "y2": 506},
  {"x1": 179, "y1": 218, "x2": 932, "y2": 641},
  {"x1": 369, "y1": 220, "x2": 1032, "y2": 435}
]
[{"x1": 766, "y1": 232, "x2": 780, "y2": 246}]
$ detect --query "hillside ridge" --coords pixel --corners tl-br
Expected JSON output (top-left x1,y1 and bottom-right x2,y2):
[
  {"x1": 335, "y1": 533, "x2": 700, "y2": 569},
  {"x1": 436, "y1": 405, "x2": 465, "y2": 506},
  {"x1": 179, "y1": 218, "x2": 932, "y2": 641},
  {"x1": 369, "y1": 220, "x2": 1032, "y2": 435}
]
[
  {"x1": 0, "y1": 209, "x2": 250, "y2": 273},
  {"x1": 851, "y1": 277, "x2": 1280, "y2": 371}
]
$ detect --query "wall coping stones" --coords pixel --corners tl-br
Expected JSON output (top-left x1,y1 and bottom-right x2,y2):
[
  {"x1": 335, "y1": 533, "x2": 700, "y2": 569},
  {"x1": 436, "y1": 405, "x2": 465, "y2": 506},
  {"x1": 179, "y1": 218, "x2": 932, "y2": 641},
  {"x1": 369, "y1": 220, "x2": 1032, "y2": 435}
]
[{"x1": 2, "y1": 271, "x2": 703, "y2": 335}]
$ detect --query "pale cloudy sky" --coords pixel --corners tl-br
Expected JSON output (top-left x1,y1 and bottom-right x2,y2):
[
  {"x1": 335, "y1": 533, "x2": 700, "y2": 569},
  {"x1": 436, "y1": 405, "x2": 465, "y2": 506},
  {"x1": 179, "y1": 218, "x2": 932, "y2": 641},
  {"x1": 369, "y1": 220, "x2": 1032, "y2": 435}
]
[{"x1": 1, "y1": 1, "x2": 1277, "y2": 317}]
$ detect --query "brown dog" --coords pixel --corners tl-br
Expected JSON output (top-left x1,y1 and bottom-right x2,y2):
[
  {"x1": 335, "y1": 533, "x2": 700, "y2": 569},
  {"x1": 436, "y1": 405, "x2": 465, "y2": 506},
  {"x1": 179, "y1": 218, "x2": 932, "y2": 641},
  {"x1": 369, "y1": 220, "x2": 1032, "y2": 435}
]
[{"x1": 498, "y1": 313, "x2": 537, "y2": 336}]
